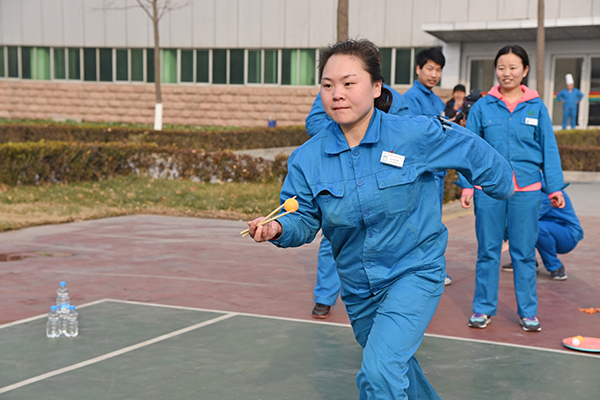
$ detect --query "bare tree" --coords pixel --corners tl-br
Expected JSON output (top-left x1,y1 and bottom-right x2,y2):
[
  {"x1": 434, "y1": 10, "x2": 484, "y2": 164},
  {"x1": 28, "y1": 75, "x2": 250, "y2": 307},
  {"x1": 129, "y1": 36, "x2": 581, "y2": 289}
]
[
  {"x1": 337, "y1": 0, "x2": 349, "y2": 42},
  {"x1": 106, "y1": 0, "x2": 189, "y2": 130},
  {"x1": 537, "y1": 0, "x2": 545, "y2": 99}
]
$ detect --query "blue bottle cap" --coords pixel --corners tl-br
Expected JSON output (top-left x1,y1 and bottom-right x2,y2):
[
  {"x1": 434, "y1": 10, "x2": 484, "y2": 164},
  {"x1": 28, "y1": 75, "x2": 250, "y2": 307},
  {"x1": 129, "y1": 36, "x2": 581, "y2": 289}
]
[
  {"x1": 59, "y1": 281, "x2": 66, "y2": 287},
  {"x1": 70, "y1": 305, "x2": 76, "y2": 310},
  {"x1": 51, "y1": 305, "x2": 57, "y2": 311}
]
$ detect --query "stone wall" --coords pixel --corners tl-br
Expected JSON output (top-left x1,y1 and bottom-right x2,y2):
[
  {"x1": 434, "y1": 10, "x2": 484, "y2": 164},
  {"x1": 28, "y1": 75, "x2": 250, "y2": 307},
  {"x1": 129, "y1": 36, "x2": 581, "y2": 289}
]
[{"x1": 0, "y1": 80, "x2": 452, "y2": 127}]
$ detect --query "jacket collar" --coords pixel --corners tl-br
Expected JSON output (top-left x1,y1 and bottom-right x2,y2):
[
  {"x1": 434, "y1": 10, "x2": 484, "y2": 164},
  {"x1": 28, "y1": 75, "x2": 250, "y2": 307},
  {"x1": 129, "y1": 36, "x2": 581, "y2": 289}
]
[{"x1": 324, "y1": 109, "x2": 381, "y2": 155}]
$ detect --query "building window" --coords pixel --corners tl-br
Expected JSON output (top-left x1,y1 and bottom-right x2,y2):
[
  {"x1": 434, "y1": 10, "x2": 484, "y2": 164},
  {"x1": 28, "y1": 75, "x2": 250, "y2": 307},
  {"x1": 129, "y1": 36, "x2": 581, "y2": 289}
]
[
  {"x1": 299, "y1": 49, "x2": 315, "y2": 85},
  {"x1": 0, "y1": 47, "x2": 4, "y2": 78},
  {"x1": 470, "y1": 59, "x2": 495, "y2": 92},
  {"x1": 54, "y1": 48, "x2": 66, "y2": 79},
  {"x1": 196, "y1": 50, "x2": 209, "y2": 83},
  {"x1": 213, "y1": 49, "x2": 227, "y2": 84},
  {"x1": 380, "y1": 48, "x2": 392, "y2": 86},
  {"x1": 282, "y1": 49, "x2": 316, "y2": 86},
  {"x1": 116, "y1": 49, "x2": 128, "y2": 81},
  {"x1": 247, "y1": 50, "x2": 261, "y2": 84},
  {"x1": 21, "y1": 47, "x2": 34, "y2": 79},
  {"x1": 131, "y1": 49, "x2": 143, "y2": 82},
  {"x1": 147, "y1": 48, "x2": 155, "y2": 83},
  {"x1": 180, "y1": 50, "x2": 193, "y2": 83},
  {"x1": 230, "y1": 49, "x2": 244, "y2": 85},
  {"x1": 68, "y1": 48, "x2": 80, "y2": 80},
  {"x1": 162, "y1": 48, "x2": 177, "y2": 83},
  {"x1": 264, "y1": 50, "x2": 277, "y2": 84},
  {"x1": 36, "y1": 47, "x2": 51, "y2": 80},
  {"x1": 83, "y1": 48, "x2": 96, "y2": 81},
  {"x1": 99, "y1": 48, "x2": 112, "y2": 81},
  {"x1": 394, "y1": 49, "x2": 412, "y2": 85}
]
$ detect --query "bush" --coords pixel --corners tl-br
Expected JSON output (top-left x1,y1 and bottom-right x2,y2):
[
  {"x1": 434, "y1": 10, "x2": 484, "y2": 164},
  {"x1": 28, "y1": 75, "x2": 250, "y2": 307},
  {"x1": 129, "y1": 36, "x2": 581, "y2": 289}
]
[
  {"x1": 0, "y1": 141, "x2": 288, "y2": 186},
  {"x1": 0, "y1": 123, "x2": 310, "y2": 151},
  {"x1": 555, "y1": 129, "x2": 600, "y2": 146}
]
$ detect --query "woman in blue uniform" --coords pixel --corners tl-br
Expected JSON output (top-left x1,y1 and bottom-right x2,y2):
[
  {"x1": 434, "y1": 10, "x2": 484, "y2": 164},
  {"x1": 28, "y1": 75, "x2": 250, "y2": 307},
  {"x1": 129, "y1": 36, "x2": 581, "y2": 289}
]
[
  {"x1": 459, "y1": 45, "x2": 566, "y2": 332},
  {"x1": 246, "y1": 39, "x2": 514, "y2": 400},
  {"x1": 306, "y1": 83, "x2": 410, "y2": 318}
]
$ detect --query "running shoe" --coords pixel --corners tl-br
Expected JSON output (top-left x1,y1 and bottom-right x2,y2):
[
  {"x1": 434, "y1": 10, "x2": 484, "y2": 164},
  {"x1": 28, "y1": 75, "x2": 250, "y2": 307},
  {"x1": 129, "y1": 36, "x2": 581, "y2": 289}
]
[
  {"x1": 520, "y1": 316, "x2": 542, "y2": 332},
  {"x1": 468, "y1": 313, "x2": 491, "y2": 329},
  {"x1": 550, "y1": 266, "x2": 568, "y2": 281},
  {"x1": 311, "y1": 303, "x2": 331, "y2": 319}
]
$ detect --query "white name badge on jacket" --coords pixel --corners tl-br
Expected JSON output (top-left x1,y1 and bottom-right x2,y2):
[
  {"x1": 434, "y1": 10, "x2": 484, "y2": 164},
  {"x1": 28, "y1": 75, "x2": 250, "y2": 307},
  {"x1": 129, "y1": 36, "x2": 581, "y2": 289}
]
[
  {"x1": 525, "y1": 117, "x2": 538, "y2": 126},
  {"x1": 380, "y1": 151, "x2": 405, "y2": 168}
]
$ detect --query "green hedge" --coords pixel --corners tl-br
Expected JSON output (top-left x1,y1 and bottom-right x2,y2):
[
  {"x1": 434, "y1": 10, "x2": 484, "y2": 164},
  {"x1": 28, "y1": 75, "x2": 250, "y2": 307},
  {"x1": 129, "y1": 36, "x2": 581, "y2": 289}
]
[
  {"x1": 0, "y1": 141, "x2": 289, "y2": 186},
  {"x1": 0, "y1": 123, "x2": 310, "y2": 151},
  {"x1": 555, "y1": 129, "x2": 600, "y2": 146}
]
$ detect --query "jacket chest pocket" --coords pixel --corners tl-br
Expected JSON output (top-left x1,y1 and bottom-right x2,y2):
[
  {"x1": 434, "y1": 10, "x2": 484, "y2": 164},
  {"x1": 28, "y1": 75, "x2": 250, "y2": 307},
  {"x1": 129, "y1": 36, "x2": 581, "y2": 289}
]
[
  {"x1": 376, "y1": 165, "x2": 418, "y2": 217},
  {"x1": 481, "y1": 117, "x2": 504, "y2": 146},
  {"x1": 519, "y1": 116, "x2": 537, "y2": 141},
  {"x1": 313, "y1": 181, "x2": 357, "y2": 229}
]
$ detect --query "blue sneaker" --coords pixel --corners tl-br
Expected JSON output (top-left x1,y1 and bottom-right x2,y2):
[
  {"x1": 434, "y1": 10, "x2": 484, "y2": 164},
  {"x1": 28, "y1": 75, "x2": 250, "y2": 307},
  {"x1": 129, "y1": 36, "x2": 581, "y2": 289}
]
[
  {"x1": 520, "y1": 316, "x2": 542, "y2": 332},
  {"x1": 468, "y1": 313, "x2": 491, "y2": 329}
]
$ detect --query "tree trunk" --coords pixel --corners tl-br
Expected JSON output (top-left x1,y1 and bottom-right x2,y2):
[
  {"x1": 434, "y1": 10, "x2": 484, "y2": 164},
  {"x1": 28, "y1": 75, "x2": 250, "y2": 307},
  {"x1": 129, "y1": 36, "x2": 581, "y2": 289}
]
[
  {"x1": 337, "y1": 0, "x2": 349, "y2": 42},
  {"x1": 536, "y1": 0, "x2": 545, "y2": 100},
  {"x1": 153, "y1": 0, "x2": 163, "y2": 130}
]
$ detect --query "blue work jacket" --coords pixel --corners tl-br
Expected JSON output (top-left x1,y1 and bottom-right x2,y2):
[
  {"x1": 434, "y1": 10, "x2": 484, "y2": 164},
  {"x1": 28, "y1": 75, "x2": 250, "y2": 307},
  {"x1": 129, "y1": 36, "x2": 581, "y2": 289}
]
[
  {"x1": 539, "y1": 191, "x2": 584, "y2": 243},
  {"x1": 556, "y1": 88, "x2": 583, "y2": 110},
  {"x1": 459, "y1": 94, "x2": 566, "y2": 194},
  {"x1": 305, "y1": 83, "x2": 409, "y2": 137},
  {"x1": 272, "y1": 109, "x2": 514, "y2": 297},
  {"x1": 403, "y1": 80, "x2": 445, "y2": 118}
]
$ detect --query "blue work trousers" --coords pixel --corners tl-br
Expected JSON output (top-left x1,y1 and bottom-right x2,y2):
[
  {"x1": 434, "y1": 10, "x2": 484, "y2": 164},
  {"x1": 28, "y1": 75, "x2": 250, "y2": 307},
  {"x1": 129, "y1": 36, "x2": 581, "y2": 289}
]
[
  {"x1": 562, "y1": 107, "x2": 577, "y2": 130},
  {"x1": 314, "y1": 235, "x2": 341, "y2": 306},
  {"x1": 473, "y1": 190, "x2": 541, "y2": 318},
  {"x1": 343, "y1": 266, "x2": 445, "y2": 400},
  {"x1": 537, "y1": 220, "x2": 578, "y2": 272}
]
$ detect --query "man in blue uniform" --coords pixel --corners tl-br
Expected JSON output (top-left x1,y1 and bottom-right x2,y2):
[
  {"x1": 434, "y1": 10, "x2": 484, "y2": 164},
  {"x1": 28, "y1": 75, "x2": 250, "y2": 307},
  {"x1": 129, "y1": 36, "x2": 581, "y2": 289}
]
[
  {"x1": 403, "y1": 47, "x2": 452, "y2": 285},
  {"x1": 556, "y1": 73, "x2": 584, "y2": 130},
  {"x1": 305, "y1": 84, "x2": 409, "y2": 318}
]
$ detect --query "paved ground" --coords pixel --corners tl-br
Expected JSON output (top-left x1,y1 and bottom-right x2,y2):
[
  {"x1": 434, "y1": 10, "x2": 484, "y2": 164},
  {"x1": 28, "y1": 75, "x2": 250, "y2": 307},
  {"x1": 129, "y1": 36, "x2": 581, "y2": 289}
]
[{"x1": 0, "y1": 165, "x2": 598, "y2": 398}]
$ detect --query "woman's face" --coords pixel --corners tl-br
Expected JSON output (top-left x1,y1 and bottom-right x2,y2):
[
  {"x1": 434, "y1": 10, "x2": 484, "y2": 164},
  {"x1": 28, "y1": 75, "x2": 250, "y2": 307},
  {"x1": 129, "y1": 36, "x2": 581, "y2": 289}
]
[
  {"x1": 495, "y1": 52, "x2": 529, "y2": 92},
  {"x1": 320, "y1": 54, "x2": 381, "y2": 133}
]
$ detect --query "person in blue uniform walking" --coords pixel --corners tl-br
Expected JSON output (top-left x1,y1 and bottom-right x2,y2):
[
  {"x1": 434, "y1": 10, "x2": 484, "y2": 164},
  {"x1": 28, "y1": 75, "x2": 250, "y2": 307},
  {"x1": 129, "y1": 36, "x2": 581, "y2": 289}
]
[
  {"x1": 458, "y1": 44, "x2": 566, "y2": 333},
  {"x1": 403, "y1": 47, "x2": 453, "y2": 285},
  {"x1": 502, "y1": 190, "x2": 584, "y2": 280},
  {"x1": 246, "y1": 39, "x2": 514, "y2": 400},
  {"x1": 305, "y1": 83, "x2": 409, "y2": 318},
  {"x1": 556, "y1": 73, "x2": 583, "y2": 130}
]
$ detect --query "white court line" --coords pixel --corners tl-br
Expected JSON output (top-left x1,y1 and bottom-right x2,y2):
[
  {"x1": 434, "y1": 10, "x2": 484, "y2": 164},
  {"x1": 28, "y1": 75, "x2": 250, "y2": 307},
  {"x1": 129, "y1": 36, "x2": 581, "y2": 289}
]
[
  {"x1": 0, "y1": 312, "x2": 236, "y2": 395},
  {"x1": 0, "y1": 299, "x2": 109, "y2": 330},
  {"x1": 423, "y1": 332, "x2": 600, "y2": 359},
  {"x1": 104, "y1": 299, "x2": 600, "y2": 359},
  {"x1": 40, "y1": 269, "x2": 269, "y2": 287}
]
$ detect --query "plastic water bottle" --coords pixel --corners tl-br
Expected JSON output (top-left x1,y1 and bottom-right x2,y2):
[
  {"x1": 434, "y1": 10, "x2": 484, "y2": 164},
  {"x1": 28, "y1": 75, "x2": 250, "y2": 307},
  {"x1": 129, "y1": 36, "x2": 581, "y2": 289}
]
[
  {"x1": 56, "y1": 281, "x2": 70, "y2": 313},
  {"x1": 46, "y1": 306, "x2": 61, "y2": 338},
  {"x1": 63, "y1": 305, "x2": 79, "y2": 338}
]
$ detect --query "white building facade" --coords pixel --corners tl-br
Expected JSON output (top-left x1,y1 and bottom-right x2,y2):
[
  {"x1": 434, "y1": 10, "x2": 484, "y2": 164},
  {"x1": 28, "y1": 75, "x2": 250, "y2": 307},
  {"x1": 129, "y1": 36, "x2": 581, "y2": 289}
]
[{"x1": 0, "y1": 0, "x2": 599, "y2": 127}]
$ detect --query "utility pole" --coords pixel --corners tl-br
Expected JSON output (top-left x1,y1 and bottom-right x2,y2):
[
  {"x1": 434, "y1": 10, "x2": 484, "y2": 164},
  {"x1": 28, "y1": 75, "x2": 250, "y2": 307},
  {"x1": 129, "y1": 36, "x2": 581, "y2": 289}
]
[{"x1": 537, "y1": 0, "x2": 545, "y2": 99}]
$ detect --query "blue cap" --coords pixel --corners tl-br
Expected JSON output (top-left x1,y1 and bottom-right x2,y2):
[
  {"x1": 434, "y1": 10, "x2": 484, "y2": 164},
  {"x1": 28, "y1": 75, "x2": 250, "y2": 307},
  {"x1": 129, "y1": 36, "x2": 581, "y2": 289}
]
[
  {"x1": 59, "y1": 282, "x2": 66, "y2": 287},
  {"x1": 51, "y1": 305, "x2": 57, "y2": 311},
  {"x1": 70, "y1": 305, "x2": 76, "y2": 310}
]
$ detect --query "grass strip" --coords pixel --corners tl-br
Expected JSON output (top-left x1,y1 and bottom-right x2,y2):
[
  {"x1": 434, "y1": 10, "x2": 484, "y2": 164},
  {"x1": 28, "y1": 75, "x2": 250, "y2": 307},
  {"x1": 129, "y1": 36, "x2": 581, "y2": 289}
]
[{"x1": 0, "y1": 175, "x2": 281, "y2": 232}]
